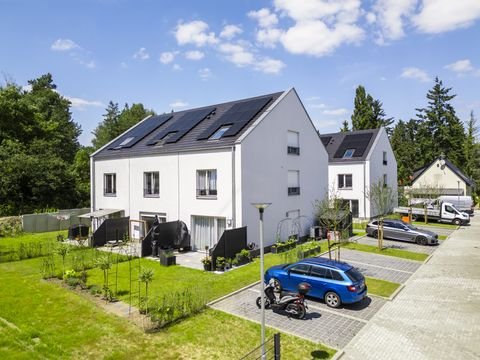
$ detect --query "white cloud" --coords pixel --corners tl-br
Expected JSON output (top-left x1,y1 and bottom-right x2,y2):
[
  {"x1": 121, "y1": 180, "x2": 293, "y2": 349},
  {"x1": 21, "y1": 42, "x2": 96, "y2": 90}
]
[
  {"x1": 310, "y1": 103, "x2": 327, "y2": 109},
  {"x1": 322, "y1": 108, "x2": 349, "y2": 116},
  {"x1": 175, "y1": 20, "x2": 218, "y2": 47},
  {"x1": 22, "y1": 84, "x2": 32, "y2": 92},
  {"x1": 413, "y1": 0, "x2": 480, "y2": 34},
  {"x1": 169, "y1": 100, "x2": 189, "y2": 109},
  {"x1": 256, "y1": 28, "x2": 283, "y2": 48},
  {"x1": 220, "y1": 24, "x2": 243, "y2": 39},
  {"x1": 78, "y1": 60, "x2": 96, "y2": 69},
  {"x1": 173, "y1": 64, "x2": 182, "y2": 71},
  {"x1": 218, "y1": 42, "x2": 255, "y2": 67},
  {"x1": 444, "y1": 59, "x2": 480, "y2": 77},
  {"x1": 365, "y1": 12, "x2": 376, "y2": 24},
  {"x1": 159, "y1": 51, "x2": 176, "y2": 64},
  {"x1": 314, "y1": 119, "x2": 341, "y2": 129},
  {"x1": 66, "y1": 96, "x2": 104, "y2": 110},
  {"x1": 254, "y1": 58, "x2": 285, "y2": 74},
  {"x1": 51, "y1": 38, "x2": 79, "y2": 51},
  {"x1": 198, "y1": 67, "x2": 212, "y2": 80},
  {"x1": 445, "y1": 59, "x2": 474, "y2": 73},
  {"x1": 401, "y1": 67, "x2": 431, "y2": 82},
  {"x1": 120, "y1": 62, "x2": 128, "y2": 69},
  {"x1": 372, "y1": 0, "x2": 417, "y2": 44},
  {"x1": 185, "y1": 50, "x2": 205, "y2": 60},
  {"x1": 133, "y1": 47, "x2": 150, "y2": 60},
  {"x1": 248, "y1": 8, "x2": 279, "y2": 28},
  {"x1": 271, "y1": 0, "x2": 365, "y2": 57},
  {"x1": 281, "y1": 20, "x2": 364, "y2": 57}
]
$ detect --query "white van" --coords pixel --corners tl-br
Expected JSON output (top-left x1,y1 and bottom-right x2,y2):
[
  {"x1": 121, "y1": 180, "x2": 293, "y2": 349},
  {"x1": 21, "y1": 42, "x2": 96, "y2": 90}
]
[{"x1": 437, "y1": 196, "x2": 474, "y2": 215}]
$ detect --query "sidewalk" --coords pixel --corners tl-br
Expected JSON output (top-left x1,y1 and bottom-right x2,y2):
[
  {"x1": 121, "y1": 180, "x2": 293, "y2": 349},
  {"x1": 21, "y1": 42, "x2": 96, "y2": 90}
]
[{"x1": 341, "y1": 214, "x2": 480, "y2": 360}]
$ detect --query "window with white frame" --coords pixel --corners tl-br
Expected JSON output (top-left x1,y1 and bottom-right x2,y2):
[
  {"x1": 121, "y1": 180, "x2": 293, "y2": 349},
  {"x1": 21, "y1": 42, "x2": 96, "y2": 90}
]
[
  {"x1": 143, "y1": 171, "x2": 159, "y2": 197},
  {"x1": 196, "y1": 169, "x2": 217, "y2": 197},
  {"x1": 383, "y1": 151, "x2": 387, "y2": 165},
  {"x1": 338, "y1": 174, "x2": 352, "y2": 189},
  {"x1": 287, "y1": 131, "x2": 300, "y2": 155},
  {"x1": 288, "y1": 170, "x2": 300, "y2": 195},
  {"x1": 104, "y1": 173, "x2": 116, "y2": 196}
]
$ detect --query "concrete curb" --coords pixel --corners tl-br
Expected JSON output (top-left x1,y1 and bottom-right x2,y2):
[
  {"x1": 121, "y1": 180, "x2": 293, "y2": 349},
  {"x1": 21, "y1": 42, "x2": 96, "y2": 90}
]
[
  {"x1": 331, "y1": 349, "x2": 345, "y2": 360},
  {"x1": 207, "y1": 281, "x2": 261, "y2": 306}
]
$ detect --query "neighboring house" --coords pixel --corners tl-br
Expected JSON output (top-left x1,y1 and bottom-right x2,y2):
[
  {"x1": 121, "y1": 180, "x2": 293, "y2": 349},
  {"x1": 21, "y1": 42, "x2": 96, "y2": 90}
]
[
  {"x1": 90, "y1": 88, "x2": 328, "y2": 250},
  {"x1": 408, "y1": 155, "x2": 475, "y2": 197},
  {"x1": 320, "y1": 128, "x2": 398, "y2": 219}
]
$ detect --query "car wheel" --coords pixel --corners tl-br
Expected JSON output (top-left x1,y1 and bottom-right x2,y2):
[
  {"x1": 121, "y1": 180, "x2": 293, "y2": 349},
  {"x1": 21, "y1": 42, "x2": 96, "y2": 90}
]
[
  {"x1": 416, "y1": 236, "x2": 427, "y2": 245},
  {"x1": 272, "y1": 278, "x2": 282, "y2": 292},
  {"x1": 372, "y1": 230, "x2": 378, "y2": 239},
  {"x1": 453, "y1": 218, "x2": 461, "y2": 226},
  {"x1": 324, "y1": 291, "x2": 341, "y2": 308}
]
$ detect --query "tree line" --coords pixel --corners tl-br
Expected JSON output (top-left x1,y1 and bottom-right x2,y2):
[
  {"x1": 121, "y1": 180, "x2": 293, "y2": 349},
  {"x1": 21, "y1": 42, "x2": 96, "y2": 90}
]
[
  {"x1": 342, "y1": 78, "x2": 480, "y2": 196},
  {"x1": 0, "y1": 73, "x2": 154, "y2": 216}
]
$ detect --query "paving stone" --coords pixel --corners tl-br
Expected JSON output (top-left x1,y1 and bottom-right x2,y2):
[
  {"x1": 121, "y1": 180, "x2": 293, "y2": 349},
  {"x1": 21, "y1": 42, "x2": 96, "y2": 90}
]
[{"x1": 356, "y1": 236, "x2": 438, "y2": 255}]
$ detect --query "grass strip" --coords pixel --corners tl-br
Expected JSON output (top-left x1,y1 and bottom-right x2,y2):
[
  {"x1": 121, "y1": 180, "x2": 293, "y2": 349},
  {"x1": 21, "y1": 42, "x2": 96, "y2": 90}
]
[
  {"x1": 365, "y1": 276, "x2": 400, "y2": 298},
  {"x1": 412, "y1": 221, "x2": 457, "y2": 229},
  {"x1": 342, "y1": 242, "x2": 429, "y2": 262}
]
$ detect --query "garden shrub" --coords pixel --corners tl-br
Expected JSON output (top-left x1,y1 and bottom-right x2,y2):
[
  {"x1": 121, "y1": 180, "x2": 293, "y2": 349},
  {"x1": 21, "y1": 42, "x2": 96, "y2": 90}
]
[{"x1": 0, "y1": 216, "x2": 22, "y2": 237}]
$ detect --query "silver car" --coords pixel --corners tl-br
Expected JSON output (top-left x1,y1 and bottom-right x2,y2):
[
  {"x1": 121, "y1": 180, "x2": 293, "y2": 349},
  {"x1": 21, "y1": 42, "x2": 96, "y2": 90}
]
[{"x1": 365, "y1": 219, "x2": 439, "y2": 245}]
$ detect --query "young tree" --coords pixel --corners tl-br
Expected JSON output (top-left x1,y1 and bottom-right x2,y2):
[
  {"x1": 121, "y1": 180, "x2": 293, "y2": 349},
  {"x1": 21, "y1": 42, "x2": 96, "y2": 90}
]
[
  {"x1": 139, "y1": 267, "x2": 155, "y2": 314},
  {"x1": 415, "y1": 77, "x2": 466, "y2": 169},
  {"x1": 463, "y1": 111, "x2": 480, "y2": 195},
  {"x1": 365, "y1": 179, "x2": 396, "y2": 250},
  {"x1": 315, "y1": 188, "x2": 350, "y2": 260}
]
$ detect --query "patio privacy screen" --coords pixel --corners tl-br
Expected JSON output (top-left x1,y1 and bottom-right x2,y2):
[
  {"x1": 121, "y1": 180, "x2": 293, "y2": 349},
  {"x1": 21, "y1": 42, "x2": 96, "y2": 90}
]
[
  {"x1": 210, "y1": 227, "x2": 247, "y2": 267},
  {"x1": 141, "y1": 219, "x2": 191, "y2": 257},
  {"x1": 92, "y1": 217, "x2": 129, "y2": 247}
]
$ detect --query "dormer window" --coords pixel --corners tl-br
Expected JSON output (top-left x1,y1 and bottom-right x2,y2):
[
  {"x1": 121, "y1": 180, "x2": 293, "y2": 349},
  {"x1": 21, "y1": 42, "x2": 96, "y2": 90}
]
[
  {"x1": 209, "y1": 126, "x2": 231, "y2": 140},
  {"x1": 343, "y1": 149, "x2": 355, "y2": 158}
]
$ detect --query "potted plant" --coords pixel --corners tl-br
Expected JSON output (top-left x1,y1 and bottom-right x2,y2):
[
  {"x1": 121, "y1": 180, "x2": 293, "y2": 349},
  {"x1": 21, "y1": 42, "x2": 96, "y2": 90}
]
[
  {"x1": 201, "y1": 256, "x2": 212, "y2": 271},
  {"x1": 235, "y1": 249, "x2": 251, "y2": 265},
  {"x1": 159, "y1": 249, "x2": 176, "y2": 266},
  {"x1": 215, "y1": 256, "x2": 226, "y2": 271}
]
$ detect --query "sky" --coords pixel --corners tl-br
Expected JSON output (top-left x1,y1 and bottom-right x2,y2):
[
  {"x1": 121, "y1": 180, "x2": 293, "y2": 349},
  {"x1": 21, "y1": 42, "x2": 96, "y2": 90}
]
[{"x1": 1, "y1": 0, "x2": 480, "y2": 146}]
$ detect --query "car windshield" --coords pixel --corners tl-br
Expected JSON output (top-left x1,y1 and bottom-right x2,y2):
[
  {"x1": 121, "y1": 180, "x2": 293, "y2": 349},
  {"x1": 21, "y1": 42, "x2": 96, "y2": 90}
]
[
  {"x1": 405, "y1": 223, "x2": 417, "y2": 230},
  {"x1": 345, "y1": 268, "x2": 364, "y2": 282}
]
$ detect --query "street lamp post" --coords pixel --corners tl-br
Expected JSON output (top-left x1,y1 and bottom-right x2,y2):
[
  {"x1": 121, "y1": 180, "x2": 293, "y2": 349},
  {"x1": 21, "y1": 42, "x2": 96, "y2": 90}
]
[{"x1": 251, "y1": 202, "x2": 271, "y2": 360}]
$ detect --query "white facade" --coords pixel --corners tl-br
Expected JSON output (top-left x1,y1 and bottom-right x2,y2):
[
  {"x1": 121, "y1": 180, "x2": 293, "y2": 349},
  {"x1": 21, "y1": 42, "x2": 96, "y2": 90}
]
[
  {"x1": 91, "y1": 89, "x2": 329, "y2": 249},
  {"x1": 327, "y1": 128, "x2": 398, "y2": 219},
  {"x1": 409, "y1": 158, "x2": 471, "y2": 196}
]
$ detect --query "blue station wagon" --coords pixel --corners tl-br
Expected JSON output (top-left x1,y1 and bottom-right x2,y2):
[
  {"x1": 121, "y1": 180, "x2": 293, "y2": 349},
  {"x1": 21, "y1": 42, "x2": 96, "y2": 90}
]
[{"x1": 264, "y1": 257, "x2": 367, "y2": 308}]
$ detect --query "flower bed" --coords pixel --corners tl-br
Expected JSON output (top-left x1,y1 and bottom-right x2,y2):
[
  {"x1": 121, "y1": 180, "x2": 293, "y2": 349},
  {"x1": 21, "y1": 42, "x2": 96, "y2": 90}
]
[{"x1": 271, "y1": 238, "x2": 298, "y2": 253}]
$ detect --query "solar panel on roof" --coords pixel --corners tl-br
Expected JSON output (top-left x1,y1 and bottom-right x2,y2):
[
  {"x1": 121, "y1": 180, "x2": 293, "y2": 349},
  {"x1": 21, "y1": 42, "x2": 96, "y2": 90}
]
[
  {"x1": 333, "y1": 133, "x2": 373, "y2": 158},
  {"x1": 321, "y1": 137, "x2": 332, "y2": 147},
  {"x1": 147, "y1": 107, "x2": 216, "y2": 145},
  {"x1": 197, "y1": 96, "x2": 272, "y2": 140},
  {"x1": 108, "y1": 114, "x2": 173, "y2": 150}
]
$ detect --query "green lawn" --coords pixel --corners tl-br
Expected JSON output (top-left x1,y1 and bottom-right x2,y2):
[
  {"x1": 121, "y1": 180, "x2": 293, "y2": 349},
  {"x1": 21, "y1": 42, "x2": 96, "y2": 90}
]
[
  {"x1": 412, "y1": 221, "x2": 458, "y2": 229},
  {"x1": 0, "y1": 256, "x2": 335, "y2": 359},
  {"x1": 352, "y1": 229, "x2": 367, "y2": 237},
  {"x1": 438, "y1": 235, "x2": 448, "y2": 240},
  {"x1": 365, "y1": 276, "x2": 400, "y2": 298},
  {"x1": 0, "y1": 231, "x2": 67, "y2": 247},
  {"x1": 342, "y1": 242, "x2": 429, "y2": 262}
]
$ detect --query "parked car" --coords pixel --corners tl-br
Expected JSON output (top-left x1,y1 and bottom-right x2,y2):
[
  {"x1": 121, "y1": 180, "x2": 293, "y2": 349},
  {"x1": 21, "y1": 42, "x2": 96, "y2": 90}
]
[
  {"x1": 264, "y1": 257, "x2": 367, "y2": 308},
  {"x1": 366, "y1": 219, "x2": 439, "y2": 245}
]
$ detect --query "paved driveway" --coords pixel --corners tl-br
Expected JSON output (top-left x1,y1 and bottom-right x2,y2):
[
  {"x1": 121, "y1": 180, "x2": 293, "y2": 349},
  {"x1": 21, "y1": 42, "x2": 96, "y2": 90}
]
[
  {"x1": 321, "y1": 249, "x2": 422, "y2": 284},
  {"x1": 355, "y1": 236, "x2": 438, "y2": 254},
  {"x1": 341, "y1": 216, "x2": 480, "y2": 359},
  {"x1": 210, "y1": 283, "x2": 387, "y2": 349}
]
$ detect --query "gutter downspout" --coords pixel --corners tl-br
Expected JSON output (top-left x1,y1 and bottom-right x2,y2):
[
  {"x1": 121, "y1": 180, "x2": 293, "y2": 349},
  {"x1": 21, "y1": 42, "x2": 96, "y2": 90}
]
[
  {"x1": 231, "y1": 146, "x2": 236, "y2": 228},
  {"x1": 363, "y1": 161, "x2": 367, "y2": 219},
  {"x1": 177, "y1": 152, "x2": 180, "y2": 221},
  {"x1": 90, "y1": 157, "x2": 95, "y2": 212}
]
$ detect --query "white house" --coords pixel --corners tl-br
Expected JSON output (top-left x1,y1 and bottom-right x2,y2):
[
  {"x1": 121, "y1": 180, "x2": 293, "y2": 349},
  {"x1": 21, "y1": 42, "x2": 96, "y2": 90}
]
[
  {"x1": 320, "y1": 128, "x2": 398, "y2": 219},
  {"x1": 90, "y1": 88, "x2": 329, "y2": 250},
  {"x1": 408, "y1": 155, "x2": 475, "y2": 197}
]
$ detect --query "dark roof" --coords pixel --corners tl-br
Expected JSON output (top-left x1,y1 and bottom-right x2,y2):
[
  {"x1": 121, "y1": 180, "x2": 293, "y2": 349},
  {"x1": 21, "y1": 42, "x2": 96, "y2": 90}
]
[
  {"x1": 93, "y1": 91, "x2": 284, "y2": 159},
  {"x1": 319, "y1": 128, "x2": 380, "y2": 163},
  {"x1": 300, "y1": 257, "x2": 352, "y2": 271},
  {"x1": 412, "y1": 157, "x2": 475, "y2": 187}
]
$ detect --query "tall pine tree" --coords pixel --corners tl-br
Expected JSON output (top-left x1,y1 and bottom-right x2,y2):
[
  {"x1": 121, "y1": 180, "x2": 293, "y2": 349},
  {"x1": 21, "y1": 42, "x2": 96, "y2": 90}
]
[
  {"x1": 463, "y1": 111, "x2": 480, "y2": 195},
  {"x1": 350, "y1": 85, "x2": 394, "y2": 134},
  {"x1": 415, "y1": 77, "x2": 466, "y2": 169},
  {"x1": 390, "y1": 119, "x2": 422, "y2": 185}
]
